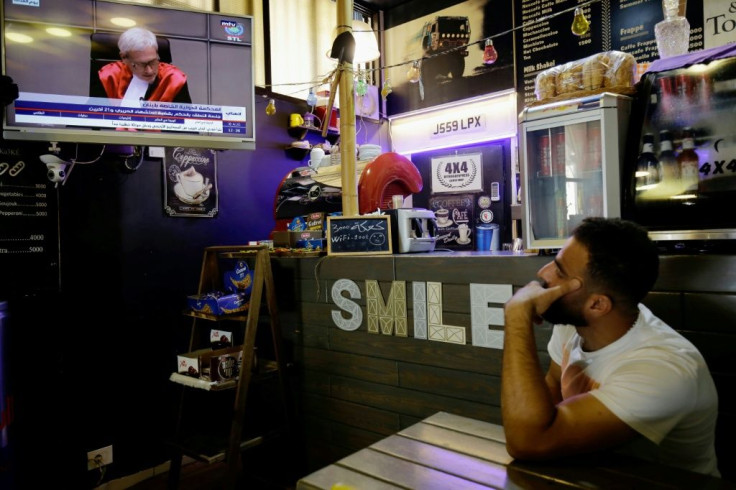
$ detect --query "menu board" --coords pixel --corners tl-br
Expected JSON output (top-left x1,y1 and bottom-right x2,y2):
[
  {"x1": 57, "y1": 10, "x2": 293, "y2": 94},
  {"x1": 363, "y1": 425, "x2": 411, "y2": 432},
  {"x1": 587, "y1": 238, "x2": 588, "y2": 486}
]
[
  {"x1": 0, "y1": 141, "x2": 59, "y2": 298},
  {"x1": 514, "y1": 0, "x2": 705, "y2": 109}
]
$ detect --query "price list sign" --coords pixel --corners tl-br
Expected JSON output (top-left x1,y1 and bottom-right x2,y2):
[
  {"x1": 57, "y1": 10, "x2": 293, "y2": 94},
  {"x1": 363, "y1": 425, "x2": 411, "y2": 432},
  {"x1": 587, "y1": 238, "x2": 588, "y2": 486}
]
[
  {"x1": 514, "y1": 0, "x2": 706, "y2": 110},
  {"x1": 0, "y1": 142, "x2": 59, "y2": 298},
  {"x1": 515, "y1": 0, "x2": 603, "y2": 107}
]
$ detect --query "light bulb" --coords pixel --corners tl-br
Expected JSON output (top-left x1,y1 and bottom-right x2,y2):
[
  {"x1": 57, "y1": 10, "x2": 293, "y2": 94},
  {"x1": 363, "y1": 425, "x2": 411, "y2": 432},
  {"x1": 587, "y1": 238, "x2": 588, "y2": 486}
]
[
  {"x1": 482, "y1": 39, "x2": 498, "y2": 65},
  {"x1": 381, "y1": 79, "x2": 393, "y2": 100},
  {"x1": 571, "y1": 8, "x2": 590, "y2": 36},
  {"x1": 306, "y1": 89, "x2": 318, "y2": 108},
  {"x1": 265, "y1": 98, "x2": 276, "y2": 116},
  {"x1": 355, "y1": 78, "x2": 368, "y2": 97},
  {"x1": 407, "y1": 61, "x2": 421, "y2": 84}
]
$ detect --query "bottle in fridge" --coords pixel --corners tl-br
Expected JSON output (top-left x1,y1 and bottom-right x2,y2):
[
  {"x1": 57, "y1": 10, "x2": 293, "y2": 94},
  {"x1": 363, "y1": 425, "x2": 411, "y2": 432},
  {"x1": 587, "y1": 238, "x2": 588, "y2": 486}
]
[
  {"x1": 635, "y1": 133, "x2": 661, "y2": 192},
  {"x1": 623, "y1": 43, "x2": 736, "y2": 243}
]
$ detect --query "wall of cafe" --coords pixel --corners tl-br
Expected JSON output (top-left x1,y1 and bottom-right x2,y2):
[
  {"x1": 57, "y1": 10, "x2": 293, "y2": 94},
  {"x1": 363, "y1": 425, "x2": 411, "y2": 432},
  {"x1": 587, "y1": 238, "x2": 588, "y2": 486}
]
[
  {"x1": 0, "y1": 95, "x2": 386, "y2": 487},
  {"x1": 276, "y1": 252, "x2": 736, "y2": 480}
]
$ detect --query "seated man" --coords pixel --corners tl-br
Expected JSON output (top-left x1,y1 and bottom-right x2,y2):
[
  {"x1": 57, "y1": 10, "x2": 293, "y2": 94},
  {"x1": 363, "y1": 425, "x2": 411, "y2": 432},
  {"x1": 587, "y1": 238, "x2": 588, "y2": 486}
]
[
  {"x1": 91, "y1": 27, "x2": 191, "y2": 103},
  {"x1": 502, "y1": 217, "x2": 719, "y2": 477}
]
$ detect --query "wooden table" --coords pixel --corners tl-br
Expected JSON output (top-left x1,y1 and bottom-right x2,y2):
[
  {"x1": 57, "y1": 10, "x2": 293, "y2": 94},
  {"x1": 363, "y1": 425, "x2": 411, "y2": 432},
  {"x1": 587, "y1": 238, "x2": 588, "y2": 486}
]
[{"x1": 297, "y1": 411, "x2": 733, "y2": 489}]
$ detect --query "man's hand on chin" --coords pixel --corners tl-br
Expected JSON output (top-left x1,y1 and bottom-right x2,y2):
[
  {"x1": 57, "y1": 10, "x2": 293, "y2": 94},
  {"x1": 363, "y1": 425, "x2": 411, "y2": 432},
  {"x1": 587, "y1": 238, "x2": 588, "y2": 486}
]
[{"x1": 505, "y1": 279, "x2": 581, "y2": 325}]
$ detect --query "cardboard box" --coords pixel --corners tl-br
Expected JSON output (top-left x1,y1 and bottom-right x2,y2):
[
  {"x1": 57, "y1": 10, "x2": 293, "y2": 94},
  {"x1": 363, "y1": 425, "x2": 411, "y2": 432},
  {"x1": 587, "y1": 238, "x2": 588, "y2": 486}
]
[
  {"x1": 222, "y1": 260, "x2": 254, "y2": 296},
  {"x1": 273, "y1": 230, "x2": 323, "y2": 247},
  {"x1": 295, "y1": 238, "x2": 325, "y2": 251},
  {"x1": 210, "y1": 329, "x2": 233, "y2": 348},
  {"x1": 177, "y1": 345, "x2": 243, "y2": 382},
  {"x1": 305, "y1": 212, "x2": 325, "y2": 231}
]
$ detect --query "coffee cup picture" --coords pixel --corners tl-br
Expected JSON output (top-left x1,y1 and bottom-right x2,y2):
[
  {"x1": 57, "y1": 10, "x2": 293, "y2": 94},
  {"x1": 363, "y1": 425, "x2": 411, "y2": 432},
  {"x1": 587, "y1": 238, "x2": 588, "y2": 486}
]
[
  {"x1": 175, "y1": 167, "x2": 211, "y2": 204},
  {"x1": 180, "y1": 167, "x2": 204, "y2": 196},
  {"x1": 435, "y1": 208, "x2": 451, "y2": 227},
  {"x1": 457, "y1": 223, "x2": 471, "y2": 244}
]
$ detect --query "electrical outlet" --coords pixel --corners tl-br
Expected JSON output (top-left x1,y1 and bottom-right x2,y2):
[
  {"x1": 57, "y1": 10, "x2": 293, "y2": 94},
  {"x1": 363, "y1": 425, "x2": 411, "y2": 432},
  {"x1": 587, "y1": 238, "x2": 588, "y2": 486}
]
[{"x1": 87, "y1": 445, "x2": 113, "y2": 471}]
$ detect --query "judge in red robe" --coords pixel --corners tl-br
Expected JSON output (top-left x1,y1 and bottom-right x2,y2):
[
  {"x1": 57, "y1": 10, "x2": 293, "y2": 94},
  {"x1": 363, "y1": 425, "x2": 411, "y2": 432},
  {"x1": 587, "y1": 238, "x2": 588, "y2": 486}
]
[{"x1": 91, "y1": 27, "x2": 191, "y2": 104}]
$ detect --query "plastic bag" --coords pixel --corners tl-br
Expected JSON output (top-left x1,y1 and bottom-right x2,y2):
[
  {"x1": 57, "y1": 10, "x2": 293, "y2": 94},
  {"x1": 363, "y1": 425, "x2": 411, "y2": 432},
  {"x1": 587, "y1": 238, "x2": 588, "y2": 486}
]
[{"x1": 534, "y1": 51, "x2": 637, "y2": 101}]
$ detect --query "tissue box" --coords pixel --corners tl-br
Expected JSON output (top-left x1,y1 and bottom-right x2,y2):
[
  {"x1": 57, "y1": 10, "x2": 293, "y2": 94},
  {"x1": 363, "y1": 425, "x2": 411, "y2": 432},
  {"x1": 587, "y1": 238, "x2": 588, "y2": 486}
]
[
  {"x1": 177, "y1": 345, "x2": 243, "y2": 381},
  {"x1": 186, "y1": 291, "x2": 249, "y2": 315}
]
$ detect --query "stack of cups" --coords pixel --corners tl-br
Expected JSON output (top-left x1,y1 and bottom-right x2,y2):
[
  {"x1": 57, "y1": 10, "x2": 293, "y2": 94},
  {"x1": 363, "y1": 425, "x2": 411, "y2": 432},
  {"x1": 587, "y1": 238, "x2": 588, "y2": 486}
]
[
  {"x1": 330, "y1": 147, "x2": 341, "y2": 167},
  {"x1": 358, "y1": 144, "x2": 381, "y2": 161}
]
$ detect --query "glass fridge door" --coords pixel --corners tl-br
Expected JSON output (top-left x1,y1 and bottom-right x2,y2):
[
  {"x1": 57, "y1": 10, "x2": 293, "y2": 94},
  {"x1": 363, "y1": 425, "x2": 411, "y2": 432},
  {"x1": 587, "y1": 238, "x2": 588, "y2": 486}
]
[
  {"x1": 522, "y1": 115, "x2": 605, "y2": 249},
  {"x1": 627, "y1": 55, "x2": 736, "y2": 240}
]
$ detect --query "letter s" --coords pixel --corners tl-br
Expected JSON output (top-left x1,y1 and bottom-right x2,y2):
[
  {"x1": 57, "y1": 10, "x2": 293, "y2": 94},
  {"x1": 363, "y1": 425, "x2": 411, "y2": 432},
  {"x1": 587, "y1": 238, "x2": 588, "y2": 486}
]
[{"x1": 331, "y1": 279, "x2": 363, "y2": 331}]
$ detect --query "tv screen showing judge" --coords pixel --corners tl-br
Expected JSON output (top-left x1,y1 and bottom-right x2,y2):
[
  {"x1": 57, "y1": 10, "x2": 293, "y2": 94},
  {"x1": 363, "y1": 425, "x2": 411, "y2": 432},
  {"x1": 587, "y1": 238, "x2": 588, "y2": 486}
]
[{"x1": 1, "y1": 0, "x2": 255, "y2": 150}]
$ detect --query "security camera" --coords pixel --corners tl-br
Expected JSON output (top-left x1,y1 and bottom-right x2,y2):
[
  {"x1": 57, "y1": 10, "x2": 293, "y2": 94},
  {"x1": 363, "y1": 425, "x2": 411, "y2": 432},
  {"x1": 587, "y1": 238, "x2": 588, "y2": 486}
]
[{"x1": 40, "y1": 154, "x2": 68, "y2": 183}]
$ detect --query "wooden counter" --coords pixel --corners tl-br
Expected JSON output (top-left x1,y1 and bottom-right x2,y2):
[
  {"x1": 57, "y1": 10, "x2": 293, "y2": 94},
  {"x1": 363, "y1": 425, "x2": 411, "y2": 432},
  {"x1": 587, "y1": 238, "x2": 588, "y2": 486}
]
[
  {"x1": 270, "y1": 253, "x2": 736, "y2": 481},
  {"x1": 296, "y1": 411, "x2": 732, "y2": 489}
]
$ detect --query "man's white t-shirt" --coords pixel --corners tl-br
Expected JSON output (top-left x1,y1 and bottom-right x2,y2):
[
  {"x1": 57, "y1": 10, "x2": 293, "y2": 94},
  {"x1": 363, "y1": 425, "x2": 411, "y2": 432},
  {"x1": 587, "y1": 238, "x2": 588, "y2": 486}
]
[{"x1": 548, "y1": 304, "x2": 720, "y2": 476}]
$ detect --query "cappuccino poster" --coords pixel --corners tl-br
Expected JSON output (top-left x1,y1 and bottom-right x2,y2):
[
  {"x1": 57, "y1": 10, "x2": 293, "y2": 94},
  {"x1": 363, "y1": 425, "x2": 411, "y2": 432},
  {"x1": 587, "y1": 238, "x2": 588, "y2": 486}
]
[{"x1": 163, "y1": 147, "x2": 218, "y2": 218}]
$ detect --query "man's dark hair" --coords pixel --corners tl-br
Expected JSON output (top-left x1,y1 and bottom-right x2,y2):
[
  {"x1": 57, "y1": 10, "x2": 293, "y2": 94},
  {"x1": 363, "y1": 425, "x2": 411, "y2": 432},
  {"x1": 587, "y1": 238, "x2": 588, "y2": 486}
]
[{"x1": 572, "y1": 217, "x2": 659, "y2": 314}]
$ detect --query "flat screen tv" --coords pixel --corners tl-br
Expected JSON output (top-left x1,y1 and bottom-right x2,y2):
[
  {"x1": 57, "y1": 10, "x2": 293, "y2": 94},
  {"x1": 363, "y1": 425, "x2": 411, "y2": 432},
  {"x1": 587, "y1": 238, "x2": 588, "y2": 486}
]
[{"x1": 2, "y1": 0, "x2": 255, "y2": 150}]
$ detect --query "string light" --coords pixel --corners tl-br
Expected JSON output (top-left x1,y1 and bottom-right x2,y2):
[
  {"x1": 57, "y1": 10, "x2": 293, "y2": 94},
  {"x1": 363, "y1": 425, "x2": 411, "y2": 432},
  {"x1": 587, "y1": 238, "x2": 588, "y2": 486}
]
[
  {"x1": 265, "y1": 98, "x2": 276, "y2": 116},
  {"x1": 381, "y1": 78, "x2": 393, "y2": 100},
  {"x1": 571, "y1": 7, "x2": 591, "y2": 36},
  {"x1": 355, "y1": 76, "x2": 368, "y2": 97},
  {"x1": 482, "y1": 39, "x2": 498, "y2": 65},
  {"x1": 306, "y1": 88, "x2": 318, "y2": 108},
  {"x1": 407, "y1": 61, "x2": 421, "y2": 83}
]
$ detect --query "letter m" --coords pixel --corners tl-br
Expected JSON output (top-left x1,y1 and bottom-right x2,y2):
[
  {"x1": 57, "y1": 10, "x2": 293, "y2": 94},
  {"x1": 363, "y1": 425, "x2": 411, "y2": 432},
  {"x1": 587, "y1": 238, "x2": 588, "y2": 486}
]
[{"x1": 365, "y1": 280, "x2": 407, "y2": 337}]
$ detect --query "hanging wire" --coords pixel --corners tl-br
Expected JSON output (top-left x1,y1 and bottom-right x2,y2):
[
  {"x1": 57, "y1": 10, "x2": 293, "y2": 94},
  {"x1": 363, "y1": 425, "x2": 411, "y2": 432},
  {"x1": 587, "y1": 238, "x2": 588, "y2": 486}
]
[{"x1": 257, "y1": 0, "x2": 601, "y2": 104}]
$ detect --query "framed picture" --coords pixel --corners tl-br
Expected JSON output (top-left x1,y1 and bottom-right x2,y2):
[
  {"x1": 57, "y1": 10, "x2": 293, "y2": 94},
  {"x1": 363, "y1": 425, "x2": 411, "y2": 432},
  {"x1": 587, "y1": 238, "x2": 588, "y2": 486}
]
[
  {"x1": 163, "y1": 147, "x2": 218, "y2": 217},
  {"x1": 431, "y1": 152, "x2": 483, "y2": 193}
]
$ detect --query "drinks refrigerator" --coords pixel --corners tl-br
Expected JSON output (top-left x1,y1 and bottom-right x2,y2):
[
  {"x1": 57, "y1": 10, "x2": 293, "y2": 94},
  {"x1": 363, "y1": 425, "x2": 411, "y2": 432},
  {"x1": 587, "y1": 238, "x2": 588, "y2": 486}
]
[
  {"x1": 622, "y1": 44, "x2": 736, "y2": 243},
  {"x1": 519, "y1": 93, "x2": 632, "y2": 249}
]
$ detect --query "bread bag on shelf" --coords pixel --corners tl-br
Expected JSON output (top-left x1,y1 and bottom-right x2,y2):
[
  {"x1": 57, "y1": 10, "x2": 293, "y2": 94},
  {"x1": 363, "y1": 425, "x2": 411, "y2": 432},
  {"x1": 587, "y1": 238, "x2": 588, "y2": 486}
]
[{"x1": 533, "y1": 51, "x2": 637, "y2": 103}]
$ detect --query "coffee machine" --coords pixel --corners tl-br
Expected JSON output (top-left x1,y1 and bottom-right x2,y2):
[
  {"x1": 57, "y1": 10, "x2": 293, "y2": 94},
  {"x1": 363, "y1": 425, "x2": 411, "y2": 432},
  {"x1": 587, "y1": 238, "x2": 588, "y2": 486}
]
[{"x1": 385, "y1": 208, "x2": 438, "y2": 253}]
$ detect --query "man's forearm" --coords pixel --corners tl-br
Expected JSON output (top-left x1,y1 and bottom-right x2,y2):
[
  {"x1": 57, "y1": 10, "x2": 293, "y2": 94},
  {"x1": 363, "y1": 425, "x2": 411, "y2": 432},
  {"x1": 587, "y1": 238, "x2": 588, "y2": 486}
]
[{"x1": 501, "y1": 308, "x2": 558, "y2": 453}]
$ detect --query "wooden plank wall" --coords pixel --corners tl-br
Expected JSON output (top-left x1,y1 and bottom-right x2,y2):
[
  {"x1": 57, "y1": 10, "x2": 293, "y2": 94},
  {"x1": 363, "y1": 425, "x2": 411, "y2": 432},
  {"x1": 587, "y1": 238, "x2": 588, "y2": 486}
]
[{"x1": 271, "y1": 254, "x2": 736, "y2": 481}]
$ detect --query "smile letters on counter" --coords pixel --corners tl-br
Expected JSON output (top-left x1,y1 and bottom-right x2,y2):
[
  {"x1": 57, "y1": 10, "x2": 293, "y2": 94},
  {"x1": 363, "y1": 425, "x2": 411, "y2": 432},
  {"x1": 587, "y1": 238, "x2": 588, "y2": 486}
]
[{"x1": 331, "y1": 279, "x2": 513, "y2": 350}]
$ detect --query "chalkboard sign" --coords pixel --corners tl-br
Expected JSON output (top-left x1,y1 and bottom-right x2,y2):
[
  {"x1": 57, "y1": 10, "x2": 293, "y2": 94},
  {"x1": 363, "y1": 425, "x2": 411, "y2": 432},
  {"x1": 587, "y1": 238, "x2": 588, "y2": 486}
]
[{"x1": 327, "y1": 215, "x2": 392, "y2": 255}]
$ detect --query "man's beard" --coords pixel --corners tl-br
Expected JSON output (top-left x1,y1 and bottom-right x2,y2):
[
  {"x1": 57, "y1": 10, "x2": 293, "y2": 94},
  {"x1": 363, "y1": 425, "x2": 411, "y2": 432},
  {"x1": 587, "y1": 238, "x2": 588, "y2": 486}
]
[{"x1": 540, "y1": 282, "x2": 587, "y2": 326}]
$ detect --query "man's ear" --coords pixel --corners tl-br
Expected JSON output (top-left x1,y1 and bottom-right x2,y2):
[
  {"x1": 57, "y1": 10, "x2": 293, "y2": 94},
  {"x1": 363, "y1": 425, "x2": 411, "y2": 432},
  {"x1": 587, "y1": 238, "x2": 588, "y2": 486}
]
[{"x1": 586, "y1": 294, "x2": 613, "y2": 318}]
